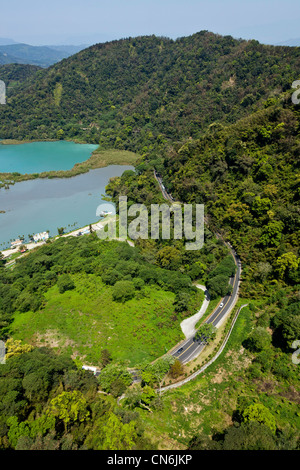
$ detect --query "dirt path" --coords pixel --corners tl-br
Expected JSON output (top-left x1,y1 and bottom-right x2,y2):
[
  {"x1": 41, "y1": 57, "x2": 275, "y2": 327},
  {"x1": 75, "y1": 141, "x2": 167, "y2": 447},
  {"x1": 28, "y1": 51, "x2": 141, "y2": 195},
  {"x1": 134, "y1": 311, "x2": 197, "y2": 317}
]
[{"x1": 180, "y1": 284, "x2": 210, "y2": 338}]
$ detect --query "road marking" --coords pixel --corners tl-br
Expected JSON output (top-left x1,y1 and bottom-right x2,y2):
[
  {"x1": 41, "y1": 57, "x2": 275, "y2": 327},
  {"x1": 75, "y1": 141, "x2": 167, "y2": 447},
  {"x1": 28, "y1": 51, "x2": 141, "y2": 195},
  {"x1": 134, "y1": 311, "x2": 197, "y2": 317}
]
[
  {"x1": 176, "y1": 253, "x2": 239, "y2": 359},
  {"x1": 206, "y1": 259, "x2": 239, "y2": 326},
  {"x1": 183, "y1": 343, "x2": 204, "y2": 363},
  {"x1": 208, "y1": 293, "x2": 231, "y2": 326},
  {"x1": 204, "y1": 297, "x2": 224, "y2": 323},
  {"x1": 155, "y1": 169, "x2": 241, "y2": 363},
  {"x1": 208, "y1": 278, "x2": 235, "y2": 325},
  {"x1": 170, "y1": 336, "x2": 192, "y2": 355},
  {"x1": 177, "y1": 341, "x2": 194, "y2": 359}
]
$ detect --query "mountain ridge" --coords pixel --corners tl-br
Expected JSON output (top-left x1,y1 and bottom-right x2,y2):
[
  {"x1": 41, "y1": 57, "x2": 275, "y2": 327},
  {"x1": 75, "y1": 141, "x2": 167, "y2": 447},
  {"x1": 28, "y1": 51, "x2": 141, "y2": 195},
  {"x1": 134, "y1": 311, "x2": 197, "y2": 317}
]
[
  {"x1": 0, "y1": 42, "x2": 89, "y2": 67},
  {"x1": 1, "y1": 31, "x2": 300, "y2": 149}
]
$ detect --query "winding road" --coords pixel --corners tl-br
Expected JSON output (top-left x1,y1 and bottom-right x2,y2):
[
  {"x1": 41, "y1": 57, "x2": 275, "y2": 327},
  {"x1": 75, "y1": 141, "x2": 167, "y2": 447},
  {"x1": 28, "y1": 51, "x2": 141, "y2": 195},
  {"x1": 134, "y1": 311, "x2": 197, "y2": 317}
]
[
  {"x1": 154, "y1": 170, "x2": 242, "y2": 364},
  {"x1": 179, "y1": 284, "x2": 210, "y2": 339}
]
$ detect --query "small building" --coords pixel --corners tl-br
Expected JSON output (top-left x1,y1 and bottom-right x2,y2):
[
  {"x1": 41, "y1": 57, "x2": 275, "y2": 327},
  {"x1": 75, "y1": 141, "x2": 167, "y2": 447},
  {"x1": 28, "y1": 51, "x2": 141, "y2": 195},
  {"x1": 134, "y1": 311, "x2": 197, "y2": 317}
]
[
  {"x1": 11, "y1": 239, "x2": 23, "y2": 249},
  {"x1": 82, "y1": 365, "x2": 99, "y2": 376},
  {"x1": 99, "y1": 211, "x2": 112, "y2": 217},
  {"x1": 33, "y1": 231, "x2": 49, "y2": 242}
]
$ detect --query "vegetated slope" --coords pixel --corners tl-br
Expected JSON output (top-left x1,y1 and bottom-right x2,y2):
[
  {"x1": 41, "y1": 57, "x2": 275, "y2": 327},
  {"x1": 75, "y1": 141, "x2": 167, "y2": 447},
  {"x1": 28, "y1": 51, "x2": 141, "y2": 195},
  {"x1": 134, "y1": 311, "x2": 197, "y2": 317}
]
[
  {"x1": 1, "y1": 31, "x2": 300, "y2": 150},
  {"x1": 0, "y1": 52, "x2": 22, "y2": 66},
  {"x1": 0, "y1": 234, "x2": 213, "y2": 363},
  {"x1": 103, "y1": 111, "x2": 300, "y2": 450},
  {"x1": 0, "y1": 344, "x2": 153, "y2": 450},
  {"x1": 153, "y1": 94, "x2": 300, "y2": 297},
  {"x1": 0, "y1": 64, "x2": 41, "y2": 89}
]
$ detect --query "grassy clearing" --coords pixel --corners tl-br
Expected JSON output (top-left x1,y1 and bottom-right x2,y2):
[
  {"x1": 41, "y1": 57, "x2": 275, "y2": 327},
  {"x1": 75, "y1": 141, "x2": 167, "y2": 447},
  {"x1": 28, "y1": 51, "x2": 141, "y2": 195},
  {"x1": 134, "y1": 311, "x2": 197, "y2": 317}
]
[
  {"x1": 135, "y1": 302, "x2": 254, "y2": 448},
  {"x1": 84, "y1": 148, "x2": 140, "y2": 168},
  {"x1": 137, "y1": 298, "x2": 300, "y2": 448},
  {"x1": 10, "y1": 272, "x2": 203, "y2": 367}
]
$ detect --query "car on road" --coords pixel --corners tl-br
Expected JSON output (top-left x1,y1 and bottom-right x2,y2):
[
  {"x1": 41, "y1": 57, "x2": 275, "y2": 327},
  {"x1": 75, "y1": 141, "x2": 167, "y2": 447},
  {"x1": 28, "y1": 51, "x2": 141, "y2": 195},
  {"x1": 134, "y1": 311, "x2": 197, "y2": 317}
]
[
  {"x1": 219, "y1": 302, "x2": 224, "y2": 308},
  {"x1": 176, "y1": 347, "x2": 183, "y2": 354}
]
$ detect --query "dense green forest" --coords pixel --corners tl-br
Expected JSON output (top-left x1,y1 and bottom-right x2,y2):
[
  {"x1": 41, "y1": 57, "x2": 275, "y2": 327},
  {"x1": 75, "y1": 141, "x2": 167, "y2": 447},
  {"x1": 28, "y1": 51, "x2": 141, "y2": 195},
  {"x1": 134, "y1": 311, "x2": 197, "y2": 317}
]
[
  {"x1": 1, "y1": 31, "x2": 300, "y2": 151},
  {"x1": 106, "y1": 94, "x2": 300, "y2": 299},
  {"x1": 0, "y1": 345, "x2": 153, "y2": 450},
  {"x1": 0, "y1": 64, "x2": 41, "y2": 89},
  {"x1": 158, "y1": 94, "x2": 300, "y2": 298},
  {"x1": 0, "y1": 235, "x2": 299, "y2": 449},
  {"x1": 0, "y1": 32, "x2": 299, "y2": 450}
]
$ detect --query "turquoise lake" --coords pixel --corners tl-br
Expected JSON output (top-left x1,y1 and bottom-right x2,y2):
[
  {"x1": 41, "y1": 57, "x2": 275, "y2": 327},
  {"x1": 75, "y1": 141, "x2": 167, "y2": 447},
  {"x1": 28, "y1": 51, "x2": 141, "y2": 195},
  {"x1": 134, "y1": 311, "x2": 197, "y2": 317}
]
[
  {"x1": 0, "y1": 141, "x2": 133, "y2": 249},
  {"x1": 0, "y1": 165, "x2": 133, "y2": 249},
  {"x1": 0, "y1": 141, "x2": 98, "y2": 173}
]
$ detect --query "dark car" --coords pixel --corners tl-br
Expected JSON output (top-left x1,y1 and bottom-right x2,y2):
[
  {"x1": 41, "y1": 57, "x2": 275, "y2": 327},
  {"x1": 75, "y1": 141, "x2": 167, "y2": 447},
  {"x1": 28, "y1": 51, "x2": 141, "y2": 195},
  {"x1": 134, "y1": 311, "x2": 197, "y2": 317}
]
[{"x1": 176, "y1": 347, "x2": 183, "y2": 354}]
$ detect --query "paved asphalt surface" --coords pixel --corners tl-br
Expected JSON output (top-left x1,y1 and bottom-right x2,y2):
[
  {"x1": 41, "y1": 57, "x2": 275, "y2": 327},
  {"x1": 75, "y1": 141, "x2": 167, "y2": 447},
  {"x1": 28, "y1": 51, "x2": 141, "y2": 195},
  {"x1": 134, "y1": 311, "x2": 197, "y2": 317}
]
[
  {"x1": 171, "y1": 245, "x2": 241, "y2": 364},
  {"x1": 154, "y1": 170, "x2": 242, "y2": 364}
]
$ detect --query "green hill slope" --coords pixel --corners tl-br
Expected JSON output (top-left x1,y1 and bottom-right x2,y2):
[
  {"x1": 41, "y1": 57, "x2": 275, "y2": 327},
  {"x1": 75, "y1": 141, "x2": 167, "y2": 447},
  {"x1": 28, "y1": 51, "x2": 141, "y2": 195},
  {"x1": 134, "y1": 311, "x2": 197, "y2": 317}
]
[
  {"x1": 130, "y1": 95, "x2": 300, "y2": 298},
  {"x1": 0, "y1": 64, "x2": 41, "y2": 89},
  {"x1": 1, "y1": 32, "x2": 300, "y2": 150},
  {"x1": 0, "y1": 32, "x2": 299, "y2": 452}
]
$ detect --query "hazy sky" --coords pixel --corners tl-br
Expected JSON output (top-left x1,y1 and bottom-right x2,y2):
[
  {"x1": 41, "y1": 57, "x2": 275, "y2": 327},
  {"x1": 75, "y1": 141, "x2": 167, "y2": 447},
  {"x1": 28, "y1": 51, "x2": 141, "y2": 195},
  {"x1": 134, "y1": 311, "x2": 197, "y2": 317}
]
[{"x1": 1, "y1": 0, "x2": 300, "y2": 45}]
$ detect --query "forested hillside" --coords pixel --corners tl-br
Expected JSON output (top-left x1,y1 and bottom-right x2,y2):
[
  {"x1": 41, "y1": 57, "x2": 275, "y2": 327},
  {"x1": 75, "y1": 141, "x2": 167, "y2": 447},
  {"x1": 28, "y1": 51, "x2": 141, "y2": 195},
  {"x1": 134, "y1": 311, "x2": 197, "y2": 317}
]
[
  {"x1": 159, "y1": 94, "x2": 300, "y2": 297},
  {"x1": 1, "y1": 31, "x2": 299, "y2": 451},
  {"x1": 1, "y1": 32, "x2": 300, "y2": 151},
  {"x1": 0, "y1": 64, "x2": 41, "y2": 89},
  {"x1": 103, "y1": 94, "x2": 300, "y2": 450},
  {"x1": 107, "y1": 94, "x2": 300, "y2": 298}
]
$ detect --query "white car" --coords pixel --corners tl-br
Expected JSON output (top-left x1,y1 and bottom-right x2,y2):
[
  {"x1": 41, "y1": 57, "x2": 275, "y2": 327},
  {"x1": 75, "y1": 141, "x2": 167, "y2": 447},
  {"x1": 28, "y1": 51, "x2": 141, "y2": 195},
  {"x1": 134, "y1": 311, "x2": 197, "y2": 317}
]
[{"x1": 219, "y1": 302, "x2": 224, "y2": 308}]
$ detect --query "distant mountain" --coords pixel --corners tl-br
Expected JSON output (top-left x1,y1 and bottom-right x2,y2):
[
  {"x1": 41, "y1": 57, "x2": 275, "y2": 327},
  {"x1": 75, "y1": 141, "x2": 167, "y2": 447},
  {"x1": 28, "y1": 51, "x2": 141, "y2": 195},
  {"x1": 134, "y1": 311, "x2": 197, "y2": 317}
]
[
  {"x1": 0, "y1": 38, "x2": 17, "y2": 46},
  {"x1": 0, "y1": 43, "x2": 89, "y2": 67},
  {"x1": 0, "y1": 44, "x2": 70, "y2": 67},
  {"x1": 47, "y1": 44, "x2": 90, "y2": 55},
  {"x1": 0, "y1": 51, "x2": 21, "y2": 66},
  {"x1": 275, "y1": 38, "x2": 300, "y2": 47}
]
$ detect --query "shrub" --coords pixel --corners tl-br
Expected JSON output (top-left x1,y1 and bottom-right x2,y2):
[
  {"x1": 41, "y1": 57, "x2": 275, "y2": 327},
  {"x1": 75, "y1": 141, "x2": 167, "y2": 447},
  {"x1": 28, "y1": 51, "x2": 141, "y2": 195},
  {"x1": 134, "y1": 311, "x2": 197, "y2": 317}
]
[
  {"x1": 169, "y1": 359, "x2": 184, "y2": 378},
  {"x1": 244, "y1": 327, "x2": 271, "y2": 352},
  {"x1": 57, "y1": 274, "x2": 75, "y2": 294},
  {"x1": 112, "y1": 280, "x2": 135, "y2": 303}
]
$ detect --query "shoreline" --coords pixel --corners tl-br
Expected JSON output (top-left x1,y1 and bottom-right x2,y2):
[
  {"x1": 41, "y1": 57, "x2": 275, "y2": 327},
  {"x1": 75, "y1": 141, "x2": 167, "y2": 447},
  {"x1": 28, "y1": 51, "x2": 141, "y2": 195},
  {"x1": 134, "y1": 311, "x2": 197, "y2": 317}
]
[
  {"x1": 0, "y1": 143, "x2": 139, "y2": 188},
  {"x1": 0, "y1": 142, "x2": 138, "y2": 256},
  {"x1": 1, "y1": 214, "x2": 117, "y2": 259},
  {"x1": 0, "y1": 139, "x2": 61, "y2": 145},
  {"x1": 0, "y1": 138, "x2": 96, "y2": 145}
]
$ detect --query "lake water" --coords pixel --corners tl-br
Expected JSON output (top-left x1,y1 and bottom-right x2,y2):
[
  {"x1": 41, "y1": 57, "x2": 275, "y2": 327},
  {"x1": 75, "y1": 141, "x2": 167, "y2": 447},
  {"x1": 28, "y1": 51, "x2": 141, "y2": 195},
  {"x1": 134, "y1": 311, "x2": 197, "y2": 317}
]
[
  {"x1": 0, "y1": 165, "x2": 133, "y2": 249},
  {"x1": 0, "y1": 141, "x2": 98, "y2": 173}
]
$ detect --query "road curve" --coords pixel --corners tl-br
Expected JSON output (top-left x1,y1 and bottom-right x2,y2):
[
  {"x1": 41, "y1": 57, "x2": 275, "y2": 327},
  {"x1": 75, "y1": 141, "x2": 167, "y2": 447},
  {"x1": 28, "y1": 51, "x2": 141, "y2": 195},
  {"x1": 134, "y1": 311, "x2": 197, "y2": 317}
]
[
  {"x1": 160, "y1": 304, "x2": 248, "y2": 393},
  {"x1": 180, "y1": 284, "x2": 210, "y2": 339},
  {"x1": 154, "y1": 170, "x2": 242, "y2": 364}
]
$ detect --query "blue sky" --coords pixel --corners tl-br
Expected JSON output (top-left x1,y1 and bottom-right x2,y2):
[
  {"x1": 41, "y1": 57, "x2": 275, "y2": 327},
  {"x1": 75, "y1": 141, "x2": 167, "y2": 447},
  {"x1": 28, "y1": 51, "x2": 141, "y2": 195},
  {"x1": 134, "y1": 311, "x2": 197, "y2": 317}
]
[{"x1": 1, "y1": 0, "x2": 300, "y2": 45}]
